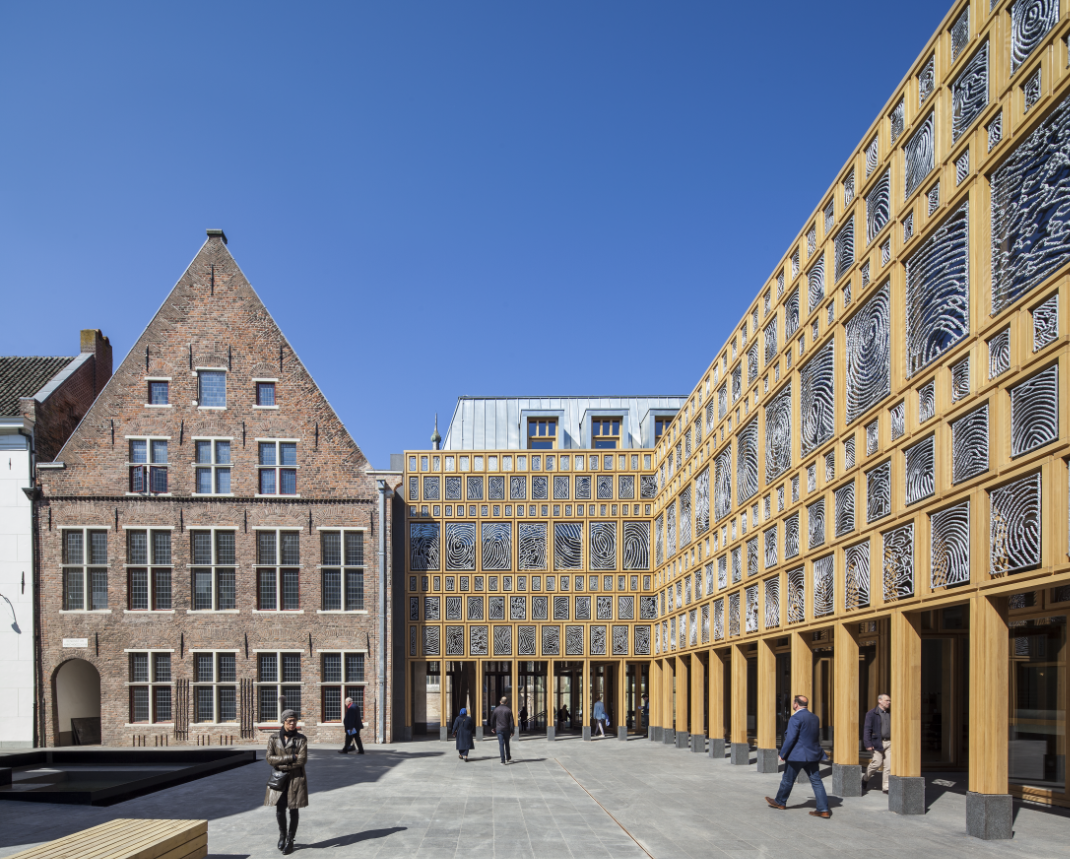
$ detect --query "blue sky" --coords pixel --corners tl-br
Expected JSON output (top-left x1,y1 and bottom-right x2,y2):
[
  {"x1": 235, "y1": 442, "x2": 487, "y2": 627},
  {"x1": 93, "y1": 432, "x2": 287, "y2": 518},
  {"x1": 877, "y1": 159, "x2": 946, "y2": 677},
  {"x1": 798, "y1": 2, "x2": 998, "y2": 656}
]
[{"x1": 1, "y1": 1, "x2": 949, "y2": 468}]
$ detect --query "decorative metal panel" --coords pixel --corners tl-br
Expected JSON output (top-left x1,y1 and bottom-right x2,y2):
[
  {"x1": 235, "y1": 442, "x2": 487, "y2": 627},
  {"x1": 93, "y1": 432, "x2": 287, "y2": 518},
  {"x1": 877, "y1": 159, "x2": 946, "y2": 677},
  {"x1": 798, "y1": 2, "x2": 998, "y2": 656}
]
[
  {"x1": 1024, "y1": 68, "x2": 1042, "y2": 111},
  {"x1": 764, "y1": 577, "x2": 780, "y2": 628},
  {"x1": 785, "y1": 287, "x2": 800, "y2": 338},
  {"x1": 424, "y1": 476, "x2": 440, "y2": 500},
  {"x1": 906, "y1": 202, "x2": 970, "y2": 377},
  {"x1": 957, "y1": 148, "x2": 970, "y2": 184},
  {"x1": 1010, "y1": 364, "x2": 1059, "y2": 457},
  {"x1": 445, "y1": 523, "x2": 476, "y2": 571},
  {"x1": 737, "y1": 419, "x2": 759, "y2": 503},
  {"x1": 470, "y1": 625, "x2": 488, "y2": 656},
  {"x1": 951, "y1": 6, "x2": 970, "y2": 61},
  {"x1": 813, "y1": 554, "x2": 834, "y2": 617},
  {"x1": 718, "y1": 383, "x2": 728, "y2": 420},
  {"x1": 541, "y1": 625, "x2": 559, "y2": 656},
  {"x1": 575, "y1": 475, "x2": 591, "y2": 500},
  {"x1": 622, "y1": 521, "x2": 650, "y2": 571},
  {"x1": 744, "y1": 585, "x2": 758, "y2": 632},
  {"x1": 654, "y1": 514, "x2": 664, "y2": 566},
  {"x1": 882, "y1": 523, "x2": 915, "y2": 601},
  {"x1": 846, "y1": 285, "x2": 891, "y2": 422},
  {"x1": 748, "y1": 342, "x2": 759, "y2": 383},
  {"x1": 845, "y1": 540, "x2": 871, "y2": 610},
  {"x1": 808, "y1": 498, "x2": 826, "y2": 549},
  {"x1": 489, "y1": 596, "x2": 505, "y2": 620},
  {"x1": 867, "y1": 461, "x2": 892, "y2": 522},
  {"x1": 918, "y1": 56, "x2": 935, "y2": 106},
  {"x1": 1033, "y1": 295, "x2": 1059, "y2": 350},
  {"x1": 554, "y1": 523, "x2": 582, "y2": 570},
  {"x1": 867, "y1": 170, "x2": 891, "y2": 244},
  {"x1": 713, "y1": 598, "x2": 725, "y2": 640},
  {"x1": 764, "y1": 525, "x2": 778, "y2": 568},
  {"x1": 553, "y1": 475, "x2": 569, "y2": 500},
  {"x1": 518, "y1": 523, "x2": 547, "y2": 570},
  {"x1": 729, "y1": 592, "x2": 741, "y2": 637},
  {"x1": 808, "y1": 253, "x2": 825, "y2": 314},
  {"x1": 991, "y1": 472, "x2": 1042, "y2": 576},
  {"x1": 509, "y1": 475, "x2": 526, "y2": 500},
  {"x1": 445, "y1": 476, "x2": 462, "y2": 500},
  {"x1": 905, "y1": 436, "x2": 936, "y2": 505},
  {"x1": 666, "y1": 499, "x2": 677, "y2": 556},
  {"x1": 679, "y1": 486, "x2": 692, "y2": 547},
  {"x1": 890, "y1": 99, "x2": 905, "y2": 144},
  {"x1": 487, "y1": 475, "x2": 504, "y2": 500},
  {"x1": 590, "y1": 625, "x2": 607, "y2": 656},
  {"x1": 765, "y1": 318, "x2": 778, "y2": 364},
  {"x1": 553, "y1": 595, "x2": 569, "y2": 620},
  {"x1": 787, "y1": 566, "x2": 805, "y2": 623},
  {"x1": 891, "y1": 402, "x2": 905, "y2": 440},
  {"x1": 992, "y1": 90, "x2": 1070, "y2": 313},
  {"x1": 590, "y1": 522, "x2": 617, "y2": 571},
  {"x1": 845, "y1": 436, "x2": 856, "y2": 468},
  {"x1": 732, "y1": 366, "x2": 742, "y2": 403},
  {"x1": 1011, "y1": 0, "x2": 1058, "y2": 73},
  {"x1": 931, "y1": 501, "x2": 971, "y2": 590},
  {"x1": 640, "y1": 475, "x2": 657, "y2": 499},
  {"x1": 731, "y1": 546, "x2": 742, "y2": 583},
  {"x1": 633, "y1": 625, "x2": 650, "y2": 655},
  {"x1": 446, "y1": 596, "x2": 462, "y2": 620},
  {"x1": 835, "y1": 216, "x2": 854, "y2": 282},
  {"x1": 765, "y1": 383, "x2": 792, "y2": 481},
  {"x1": 467, "y1": 596, "x2": 484, "y2": 621},
  {"x1": 718, "y1": 555, "x2": 728, "y2": 590},
  {"x1": 905, "y1": 113, "x2": 935, "y2": 199},
  {"x1": 835, "y1": 483, "x2": 855, "y2": 536},
  {"x1": 596, "y1": 475, "x2": 612, "y2": 500},
  {"x1": 423, "y1": 626, "x2": 440, "y2": 656},
  {"x1": 575, "y1": 595, "x2": 591, "y2": 620},
  {"x1": 445, "y1": 625, "x2": 464, "y2": 656},
  {"x1": 564, "y1": 625, "x2": 584, "y2": 656},
  {"x1": 747, "y1": 537, "x2": 759, "y2": 577},
  {"x1": 800, "y1": 341, "x2": 835, "y2": 456},
  {"x1": 480, "y1": 523, "x2": 511, "y2": 571},
  {"x1": 951, "y1": 404, "x2": 989, "y2": 484},
  {"x1": 918, "y1": 381, "x2": 936, "y2": 422},
  {"x1": 695, "y1": 467, "x2": 711, "y2": 536},
  {"x1": 410, "y1": 523, "x2": 440, "y2": 571},
  {"x1": 952, "y1": 357, "x2": 971, "y2": 402},
  {"x1": 532, "y1": 595, "x2": 548, "y2": 620},
  {"x1": 953, "y1": 41, "x2": 988, "y2": 142},
  {"x1": 785, "y1": 512, "x2": 800, "y2": 559},
  {"x1": 714, "y1": 445, "x2": 733, "y2": 521},
  {"x1": 989, "y1": 111, "x2": 1003, "y2": 150},
  {"x1": 701, "y1": 605, "x2": 710, "y2": 643},
  {"x1": 510, "y1": 596, "x2": 527, "y2": 620}
]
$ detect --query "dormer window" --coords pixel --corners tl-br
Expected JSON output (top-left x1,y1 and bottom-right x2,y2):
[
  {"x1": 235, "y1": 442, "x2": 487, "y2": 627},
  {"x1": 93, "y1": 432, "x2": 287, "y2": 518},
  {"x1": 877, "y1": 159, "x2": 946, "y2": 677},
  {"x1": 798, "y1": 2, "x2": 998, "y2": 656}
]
[
  {"x1": 527, "y1": 419, "x2": 557, "y2": 450},
  {"x1": 654, "y1": 417, "x2": 672, "y2": 445},
  {"x1": 592, "y1": 418, "x2": 621, "y2": 449}
]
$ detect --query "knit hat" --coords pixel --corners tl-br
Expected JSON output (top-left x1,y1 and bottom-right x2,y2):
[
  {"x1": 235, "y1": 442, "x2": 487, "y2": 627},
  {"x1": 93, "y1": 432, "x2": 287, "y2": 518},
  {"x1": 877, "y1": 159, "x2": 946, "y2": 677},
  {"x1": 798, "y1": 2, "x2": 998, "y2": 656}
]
[{"x1": 280, "y1": 709, "x2": 298, "y2": 722}]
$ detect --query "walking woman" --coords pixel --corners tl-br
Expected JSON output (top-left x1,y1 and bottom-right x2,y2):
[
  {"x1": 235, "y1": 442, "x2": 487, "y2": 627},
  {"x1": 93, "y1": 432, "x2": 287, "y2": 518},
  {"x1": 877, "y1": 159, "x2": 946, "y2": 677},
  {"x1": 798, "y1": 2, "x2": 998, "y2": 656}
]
[
  {"x1": 265, "y1": 709, "x2": 308, "y2": 854},
  {"x1": 452, "y1": 707, "x2": 475, "y2": 762},
  {"x1": 593, "y1": 699, "x2": 607, "y2": 738}
]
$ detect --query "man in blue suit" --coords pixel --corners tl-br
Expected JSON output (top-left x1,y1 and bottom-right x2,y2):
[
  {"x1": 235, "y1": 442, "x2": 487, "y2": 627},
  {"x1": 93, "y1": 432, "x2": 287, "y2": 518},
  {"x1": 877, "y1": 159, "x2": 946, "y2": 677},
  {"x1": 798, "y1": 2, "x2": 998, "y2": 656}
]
[{"x1": 764, "y1": 694, "x2": 831, "y2": 818}]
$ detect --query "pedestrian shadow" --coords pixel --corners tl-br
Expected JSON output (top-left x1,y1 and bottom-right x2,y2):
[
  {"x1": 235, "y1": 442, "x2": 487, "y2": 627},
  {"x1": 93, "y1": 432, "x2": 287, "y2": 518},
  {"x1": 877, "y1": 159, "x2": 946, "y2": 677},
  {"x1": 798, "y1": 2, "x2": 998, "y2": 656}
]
[{"x1": 302, "y1": 827, "x2": 406, "y2": 849}]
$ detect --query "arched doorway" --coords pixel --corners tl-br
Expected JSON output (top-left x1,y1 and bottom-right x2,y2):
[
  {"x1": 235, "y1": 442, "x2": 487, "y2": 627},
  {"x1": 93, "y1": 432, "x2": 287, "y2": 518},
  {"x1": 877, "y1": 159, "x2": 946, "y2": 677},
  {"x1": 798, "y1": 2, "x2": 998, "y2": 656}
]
[{"x1": 54, "y1": 659, "x2": 101, "y2": 745}]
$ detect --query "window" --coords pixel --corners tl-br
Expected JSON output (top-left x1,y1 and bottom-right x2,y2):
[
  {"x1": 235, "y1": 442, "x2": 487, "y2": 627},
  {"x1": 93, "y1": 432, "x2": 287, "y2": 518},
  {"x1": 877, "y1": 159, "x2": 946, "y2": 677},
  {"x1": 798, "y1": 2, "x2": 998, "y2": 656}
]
[
  {"x1": 259, "y1": 441, "x2": 298, "y2": 495},
  {"x1": 190, "y1": 530, "x2": 236, "y2": 611},
  {"x1": 256, "y1": 530, "x2": 301, "y2": 611},
  {"x1": 654, "y1": 417, "x2": 672, "y2": 445},
  {"x1": 592, "y1": 418, "x2": 621, "y2": 449},
  {"x1": 129, "y1": 439, "x2": 169, "y2": 494},
  {"x1": 321, "y1": 652, "x2": 366, "y2": 722},
  {"x1": 126, "y1": 529, "x2": 172, "y2": 610},
  {"x1": 198, "y1": 370, "x2": 226, "y2": 408},
  {"x1": 193, "y1": 652, "x2": 237, "y2": 723},
  {"x1": 62, "y1": 529, "x2": 108, "y2": 610},
  {"x1": 527, "y1": 419, "x2": 557, "y2": 449},
  {"x1": 256, "y1": 381, "x2": 276, "y2": 406},
  {"x1": 257, "y1": 652, "x2": 302, "y2": 722},
  {"x1": 147, "y1": 380, "x2": 169, "y2": 406},
  {"x1": 129, "y1": 652, "x2": 172, "y2": 723},
  {"x1": 195, "y1": 439, "x2": 232, "y2": 495},
  {"x1": 321, "y1": 531, "x2": 364, "y2": 611}
]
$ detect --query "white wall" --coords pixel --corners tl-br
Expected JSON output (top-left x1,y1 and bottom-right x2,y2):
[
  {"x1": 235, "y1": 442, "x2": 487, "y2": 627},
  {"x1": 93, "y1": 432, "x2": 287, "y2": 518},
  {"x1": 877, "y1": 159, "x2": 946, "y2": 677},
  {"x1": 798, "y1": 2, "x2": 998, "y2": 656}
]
[
  {"x1": 55, "y1": 658, "x2": 100, "y2": 735},
  {"x1": 0, "y1": 433, "x2": 34, "y2": 748}
]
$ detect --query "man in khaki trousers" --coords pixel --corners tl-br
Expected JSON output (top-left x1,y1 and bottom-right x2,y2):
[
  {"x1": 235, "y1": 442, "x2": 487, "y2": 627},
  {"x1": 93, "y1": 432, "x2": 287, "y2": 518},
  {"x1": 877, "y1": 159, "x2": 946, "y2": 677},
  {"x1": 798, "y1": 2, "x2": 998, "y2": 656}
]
[{"x1": 863, "y1": 694, "x2": 891, "y2": 792}]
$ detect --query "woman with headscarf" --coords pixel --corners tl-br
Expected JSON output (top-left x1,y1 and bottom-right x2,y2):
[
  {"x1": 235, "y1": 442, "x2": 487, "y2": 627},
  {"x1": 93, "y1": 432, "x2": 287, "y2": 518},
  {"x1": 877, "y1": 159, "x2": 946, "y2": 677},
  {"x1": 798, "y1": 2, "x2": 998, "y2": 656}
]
[
  {"x1": 265, "y1": 709, "x2": 308, "y2": 854},
  {"x1": 452, "y1": 707, "x2": 475, "y2": 762}
]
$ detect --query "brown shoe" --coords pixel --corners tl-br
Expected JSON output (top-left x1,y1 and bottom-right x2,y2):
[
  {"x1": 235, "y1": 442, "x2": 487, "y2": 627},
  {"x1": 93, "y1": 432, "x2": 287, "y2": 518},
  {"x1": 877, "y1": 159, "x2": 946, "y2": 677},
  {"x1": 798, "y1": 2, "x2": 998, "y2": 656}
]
[
  {"x1": 765, "y1": 797, "x2": 785, "y2": 809},
  {"x1": 809, "y1": 811, "x2": 831, "y2": 819}
]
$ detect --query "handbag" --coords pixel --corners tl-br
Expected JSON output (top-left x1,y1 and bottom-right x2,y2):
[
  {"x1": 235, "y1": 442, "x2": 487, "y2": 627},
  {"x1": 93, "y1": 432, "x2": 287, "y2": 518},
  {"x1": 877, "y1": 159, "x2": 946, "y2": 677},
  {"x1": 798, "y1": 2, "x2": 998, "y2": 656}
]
[{"x1": 267, "y1": 768, "x2": 291, "y2": 792}]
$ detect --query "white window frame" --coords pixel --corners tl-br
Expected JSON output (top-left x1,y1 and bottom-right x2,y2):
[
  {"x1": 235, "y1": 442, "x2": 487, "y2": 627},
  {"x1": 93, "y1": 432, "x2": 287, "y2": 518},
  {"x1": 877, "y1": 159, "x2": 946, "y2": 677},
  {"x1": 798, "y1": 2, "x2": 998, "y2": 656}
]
[
  {"x1": 127, "y1": 436, "x2": 171, "y2": 496},
  {"x1": 145, "y1": 377, "x2": 172, "y2": 408},
  {"x1": 187, "y1": 527, "x2": 238, "y2": 613},
  {"x1": 317, "y1": 527, "x2": 367, "y2": 613},
  {"x1": 254, "y1": 650, "x2": 304, "y2": 725},
  {"x1": 123, "y1": 526, "x2": 174, "y2": 612},
  {"x1": 126, "y1": 650, "x2": 174, "y2": 724},
  {"x1": 254, "y1": 528, "x2": 303, "y2": 613},
  {"x1": 256, "y1": 438, "x2": 300, "y2": 497},
  {"x1": 60, "y1": 526, "x2": 110, "y2": 612},
  {"x1": 195, "y1": 367, "x2": 228, "y2": 410},
  {"x1": 192, "y1": 437, "x2": 234, "y2": 497},
  {"x1": 253, "y1": 377, "x2": 279, "y2": 410},
  {"x1": 317, "y1": 650, "x2": 367, "y2": 724},
  {"x1": 191, "y1": 650, "x2": 239, "y2": 724}
]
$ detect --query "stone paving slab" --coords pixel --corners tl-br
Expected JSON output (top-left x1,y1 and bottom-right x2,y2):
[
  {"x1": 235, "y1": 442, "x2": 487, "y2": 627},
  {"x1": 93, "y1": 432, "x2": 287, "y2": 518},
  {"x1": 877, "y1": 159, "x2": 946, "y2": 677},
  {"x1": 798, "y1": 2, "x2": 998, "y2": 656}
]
[{"x1": 0, "y1": 736, "x2": 1067, "y2": 858}]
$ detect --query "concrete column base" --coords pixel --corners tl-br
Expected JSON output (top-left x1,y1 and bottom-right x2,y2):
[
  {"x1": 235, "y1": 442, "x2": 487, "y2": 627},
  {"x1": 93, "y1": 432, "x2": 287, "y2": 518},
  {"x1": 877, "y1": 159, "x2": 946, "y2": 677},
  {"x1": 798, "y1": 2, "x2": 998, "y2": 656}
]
[
  {"x1": 832, "y1": 763, "x2": 863, "y2": 797},
  {"x1": 582, "y1": 726, "x2": 592, "y2": 741},
  {"x1": 708, "y1": 737, "x2": 726, "y2": 759},
  {"x1": 690, "y1": 734, "x2": 705, "y2": 753},
  {"x1": 729, "y1": 742, "x2": 749, "y2": 765},
  {"x1": 755, "y1": 748, "x2": 778, "y2": 773},
  {"x1": 475, "y1": 726, "x2": 484, "y2": 742},
  {"x1": 675, "y1": 731, "x2": 689, "y2": 749},
  {"x1": 402, "y1": 726, "x2": 413, "y2": 741},
  {"x1": 439, "y1": 726, "x2": 448, "y2": 742},
  {"x1": 662, "y1": 728, "x2": 676, "y2": 745},
  {"x1": 888, "y1": 775, "x2": 926, "y2": 815},
  {"x1": 618, "y1": 726, "x2": 628, "y2": 741},
  {"x1": 966, "y1": 792, "x2": 1013, "y2": 840},
  {"x1": 546, "y1": 726, "x2": 555, "y2": 742},
  {"x1": 652, "y1": 726, "x2": 664, "y2": 742}
]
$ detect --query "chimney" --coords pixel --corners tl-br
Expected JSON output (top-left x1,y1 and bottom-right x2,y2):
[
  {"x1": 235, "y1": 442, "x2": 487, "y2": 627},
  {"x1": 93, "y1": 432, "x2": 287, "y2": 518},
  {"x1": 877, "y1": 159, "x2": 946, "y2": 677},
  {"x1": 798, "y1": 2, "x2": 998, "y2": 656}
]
[
  {"x1": 206, "y1": 228, "x2": 228, "y2": 244},
  {"x1": 80, "y1": 329, "x2": 113, "y2": 396}
]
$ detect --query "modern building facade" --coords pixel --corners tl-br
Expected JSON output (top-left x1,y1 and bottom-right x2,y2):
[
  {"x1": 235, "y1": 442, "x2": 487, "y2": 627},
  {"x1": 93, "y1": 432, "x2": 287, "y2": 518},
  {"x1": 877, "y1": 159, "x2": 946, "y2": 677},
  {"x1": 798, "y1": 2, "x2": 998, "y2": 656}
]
[
  {"x1": 0, "y1": 333, "x2": 112, "y2": 747},
  {"x1": 401, "y1": 0, "x2": 1070, "y2": 839},
  {"x1": 34, "y1": 232, "x2": 398, "y2": 747}
]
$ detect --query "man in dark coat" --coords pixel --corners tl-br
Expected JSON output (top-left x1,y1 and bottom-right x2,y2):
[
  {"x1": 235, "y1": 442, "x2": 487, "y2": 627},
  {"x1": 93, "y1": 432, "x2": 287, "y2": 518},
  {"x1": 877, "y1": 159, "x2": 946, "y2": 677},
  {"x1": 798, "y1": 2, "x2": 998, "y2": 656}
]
[
  {"x1": 339, "y1": 697, "x2": 364, "y2": 754},
  {"x1": 492, "y1": 696, "x2": 514, "y2": 765},
  {"x1": 765, "y1": 694, "x2": 831, "y2": 818},
  {"x1": 863, "y1": 694, "x2": 891, "y2": 792}
]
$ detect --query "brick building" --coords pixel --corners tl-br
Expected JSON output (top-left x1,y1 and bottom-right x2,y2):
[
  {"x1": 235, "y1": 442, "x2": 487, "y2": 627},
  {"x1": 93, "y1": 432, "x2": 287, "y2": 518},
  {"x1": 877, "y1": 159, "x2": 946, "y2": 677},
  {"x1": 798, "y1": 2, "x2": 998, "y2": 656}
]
[{"x1": 35, "y1": 231, "x2": 396, "y2": 747}]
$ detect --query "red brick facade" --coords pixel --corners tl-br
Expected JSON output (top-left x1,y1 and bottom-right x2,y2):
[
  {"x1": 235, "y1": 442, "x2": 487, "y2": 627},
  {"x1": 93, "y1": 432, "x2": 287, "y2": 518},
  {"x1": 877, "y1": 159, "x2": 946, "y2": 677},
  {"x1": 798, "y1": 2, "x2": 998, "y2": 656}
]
[{"x1": 36, "y1": 233, "x2": 392, "y2": 746}]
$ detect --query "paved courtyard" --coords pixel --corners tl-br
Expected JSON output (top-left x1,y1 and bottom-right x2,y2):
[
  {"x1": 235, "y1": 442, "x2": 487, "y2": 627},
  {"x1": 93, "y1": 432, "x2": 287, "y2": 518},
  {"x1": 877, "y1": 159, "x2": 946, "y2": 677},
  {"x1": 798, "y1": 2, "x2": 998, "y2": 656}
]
[{"x1": 2, "y1": 735, "x2": 1069, "y2": 859}]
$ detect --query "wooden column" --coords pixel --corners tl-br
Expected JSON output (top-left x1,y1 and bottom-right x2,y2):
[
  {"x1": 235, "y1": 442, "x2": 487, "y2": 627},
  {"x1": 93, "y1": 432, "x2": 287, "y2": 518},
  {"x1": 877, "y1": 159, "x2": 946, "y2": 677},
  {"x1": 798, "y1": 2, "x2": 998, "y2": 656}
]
[
  {"x1": 729, "y1": 644, "x2": 748, "y2": 763},
  {"x1": 833, "y1": 622, "x2": 860, "y2": 765},
  {"x1": 439, "y1": 658, "x2": 447, "y2": 739},
  {"x1": 889, "y1": 609, "x2": 921, "y2": 778},
  {"x1": 511, "y1": 658, "x2": 519, "y2": 737},
  {"x1": 790, "y1": 630, "x2": 812, "y2": 706},
  {"x1": 708, "y1": 649, "x2": 725, "y2": 754},
  {"x1": 617, "y1": 659, "x2": 627, "y2": 736},
  {"x1": 582, "y1": 658, "x2": 591, "y2": 739},
  {"x1": 650, "y1": 658, "x2": 661, "y2": 733},
  {"x1": 548, "y1": 658, "x2": 556, "y2": 737},
  {"x1": 691, "y1": 652, "x2": 705, "y2": 740},
  {"x1": 676, "y1": 655, "x2": 690, "y2": 736},
  {"x1": 969, "y1": 593, "x2": 1009, "y2": 794},
  {"x1": 756, "y1": 637, "x2": 776, "y2": 752},
  {"x1": 475, "y1": 659, "x2": 484, "y2": 739}
]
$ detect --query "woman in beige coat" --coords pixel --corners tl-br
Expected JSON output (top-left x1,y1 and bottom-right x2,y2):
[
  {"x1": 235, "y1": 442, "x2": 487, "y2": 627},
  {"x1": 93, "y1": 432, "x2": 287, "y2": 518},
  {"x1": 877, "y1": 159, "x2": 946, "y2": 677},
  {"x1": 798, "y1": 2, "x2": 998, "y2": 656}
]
[{"x1": 264, "y1": 710, "x2": 308, "y2": 855}]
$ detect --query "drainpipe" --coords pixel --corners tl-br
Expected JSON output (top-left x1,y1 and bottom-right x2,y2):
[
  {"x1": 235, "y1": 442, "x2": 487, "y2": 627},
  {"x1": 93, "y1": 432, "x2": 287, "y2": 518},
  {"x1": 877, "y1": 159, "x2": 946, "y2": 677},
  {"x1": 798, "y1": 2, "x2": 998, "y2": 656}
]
[
  {"x1": 18, "y1": 424, "x2": 41, "y2": 748},
  {"x1": 376, "y1": 479, "x2": 388, "y2": 744}
]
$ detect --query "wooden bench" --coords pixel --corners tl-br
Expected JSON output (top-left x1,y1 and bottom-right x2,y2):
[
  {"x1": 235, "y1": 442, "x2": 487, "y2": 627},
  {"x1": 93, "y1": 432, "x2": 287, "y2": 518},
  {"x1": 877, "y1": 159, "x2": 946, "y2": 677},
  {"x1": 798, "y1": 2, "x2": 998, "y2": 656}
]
[{"x1": 5, "y1": 819, "x2": 207, "y2": 859}]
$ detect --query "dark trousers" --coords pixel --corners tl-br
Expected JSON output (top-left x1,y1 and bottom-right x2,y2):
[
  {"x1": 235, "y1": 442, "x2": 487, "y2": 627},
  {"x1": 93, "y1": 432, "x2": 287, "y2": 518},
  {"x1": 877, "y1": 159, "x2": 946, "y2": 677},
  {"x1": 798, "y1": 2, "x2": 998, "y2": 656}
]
[
  {"x1": 341, "y1": 730, "x2": 364, "y2": 753},
  {"x1": 497, "y1": 730, "x2": 512, "y2": 762},
  {"x1": 774, "y1": 760, "x2": 829, "y2": 813},
  {"x1": 275, "y1": 792, "x2": 299, "y2": 835}
]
